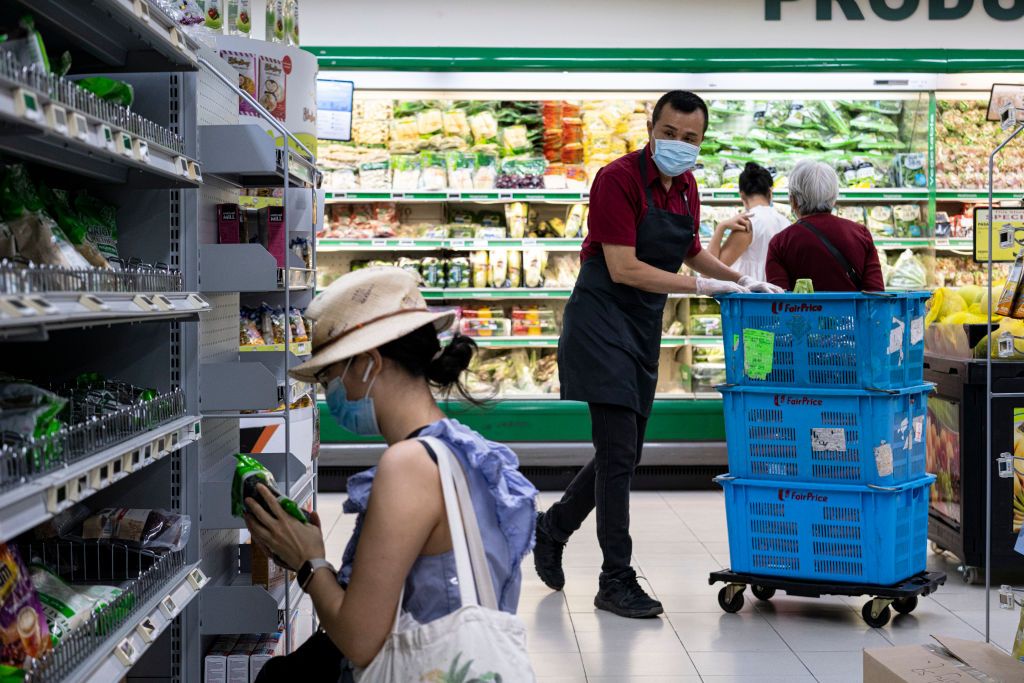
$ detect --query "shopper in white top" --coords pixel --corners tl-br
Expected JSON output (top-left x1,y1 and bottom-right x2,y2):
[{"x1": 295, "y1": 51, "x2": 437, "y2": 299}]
[{"x1": 708, "y1": 162, "x2": 790, "y2": 281}]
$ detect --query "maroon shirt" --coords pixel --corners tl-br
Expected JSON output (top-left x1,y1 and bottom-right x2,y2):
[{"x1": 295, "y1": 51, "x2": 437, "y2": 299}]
[
  {"x1": 765, "y1": 213, "x2": 885, "y2": 292},
  {"x1": 580, "y1": 145, "x2": 702, "y2": 263}
]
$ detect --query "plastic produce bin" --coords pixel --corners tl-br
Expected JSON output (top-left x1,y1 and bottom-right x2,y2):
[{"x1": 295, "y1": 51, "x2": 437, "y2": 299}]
[
  {"x1": 719, "y1": 292, "x2": 930, "y2": 390},
  {"x1": 720, "y1": 384, "x2": 932, "y2": 486},
  {"x1": 718, "y1": 474, "x2": 935, "y2": 585}
]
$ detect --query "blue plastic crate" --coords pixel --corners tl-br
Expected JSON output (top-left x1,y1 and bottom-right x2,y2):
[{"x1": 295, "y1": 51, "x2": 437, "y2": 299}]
[
  {"x1": 718, "y1": 475, "x2": 934, "y2": 585},
  {"x1": 719, "y1": 292, "x2": 930, "y2": 390},
  {"x1": 720, "y1": 384, "x2": 932, "y2": 486}
]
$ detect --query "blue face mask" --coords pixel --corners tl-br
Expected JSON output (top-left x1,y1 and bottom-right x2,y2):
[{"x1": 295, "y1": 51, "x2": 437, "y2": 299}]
[
  {"x1": 324, "y1": 358, "x2": 380, "y2": 437},
  {"x1": 652, "y1": 137, "x2": 701, "y2": 177}
]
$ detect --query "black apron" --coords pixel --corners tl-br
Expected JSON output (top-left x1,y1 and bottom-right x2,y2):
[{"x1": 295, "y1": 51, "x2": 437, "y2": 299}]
[{"x1": 558, "y1": 152, "x2": 696, "y2": 417}]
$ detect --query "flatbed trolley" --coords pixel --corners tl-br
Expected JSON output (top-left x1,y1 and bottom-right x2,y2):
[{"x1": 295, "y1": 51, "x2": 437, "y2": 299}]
[{"x1": 708, "y1": 569, "x2": 947, "y2": 628}]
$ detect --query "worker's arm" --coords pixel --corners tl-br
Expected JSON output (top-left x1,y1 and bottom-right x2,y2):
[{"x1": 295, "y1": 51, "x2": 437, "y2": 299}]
[{"x1": 685, "y1": 248, "x2": 744, "y2": 283}]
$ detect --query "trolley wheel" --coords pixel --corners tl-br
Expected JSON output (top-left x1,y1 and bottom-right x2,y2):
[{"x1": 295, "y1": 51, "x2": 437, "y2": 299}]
[
  {"x1": 930, "y1": 542, "x2": 945, "y2": 555},
  {"x1": 861, "y1": 600, "x2": 892, "y2": 629},
  {"x1": 960, "y1": 566, "x2": 979, "y2": 585},
  {"x1": 718, "y1": 586, "x2": 745, "y2": 614},
  {"x1": 893, "y1": 596, "x2": 918, "y2": 615},
  {"x1": 751, "y1": 585, "x2": 776, "y2": 601}
]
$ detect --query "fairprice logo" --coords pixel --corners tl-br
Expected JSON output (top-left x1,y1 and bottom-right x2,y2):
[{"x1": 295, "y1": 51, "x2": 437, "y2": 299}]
[
  {"x1": 771, "y1": 302, "x2": 822, "y2": 314},
  {"x1": 778, "y1": 489, "x2": 829, "y2": 503},
  {"x1": 773, "y1": 395, "x2": 823, "y2": 407}
]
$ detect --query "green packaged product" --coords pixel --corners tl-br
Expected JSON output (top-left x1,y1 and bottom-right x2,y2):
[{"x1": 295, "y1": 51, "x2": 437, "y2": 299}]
[
  {"x1": 794, "y1": 279, "x2": 815, "y2": 293},
  {"x1": 447, "y1": 257, "x2": 471, "y2": 288},
  {"x1": 29, "y1": 564, "x2": 126, "y2": 643},
  {"x1": 74, "y1": 77, "x2": 134, "y2": 107},
  {"x1": 231, "y1": 453, "x2": 311, "y2": 525}
]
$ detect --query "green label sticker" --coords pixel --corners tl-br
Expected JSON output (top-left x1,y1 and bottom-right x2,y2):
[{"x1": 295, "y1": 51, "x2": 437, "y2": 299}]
[{"x1": 744, "y1": 329, "x2": 775, "y2": 380}]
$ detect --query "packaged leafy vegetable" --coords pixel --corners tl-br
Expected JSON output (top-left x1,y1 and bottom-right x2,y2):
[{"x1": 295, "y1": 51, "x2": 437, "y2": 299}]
[
  {"x1": 893, "y1": 204, "x2": 925, "y2": 238},
  {"x1": 469, "y1": 111, "x2": 499, "y2": 145},
  {"x1": 867, "y1": 206, "x2": 895, "y2": 237},
  {"x1": 897, "y1": 153, "x2": 927, "y2": 188},
  {"x1": 231, "y1": 453, "x2": 310, "y2": 526},
  {"x1": 887, "y1": 249, "x2": 927, "y2": 289},
  {"x1": 500, "y1": 126, "x2": 531, "y2": 155},
  {"x1": 391, "y1": 155, "x2": 420, "y2": 191},
  {"x1": 850, "y1": 112, "x2": 899, "y2": 135},
  {"x1": 416, "y1": 109, "x2": 443, "y2": 137},
  {"x1": 818, "y1": 101, "x2": 851, "y2": 135},
  {"x1": 74, "y1": 77, "x2": 134, "y2": 107},
  {"x1": 418, "y1": 152, "x2": 447, "y2": 191}
]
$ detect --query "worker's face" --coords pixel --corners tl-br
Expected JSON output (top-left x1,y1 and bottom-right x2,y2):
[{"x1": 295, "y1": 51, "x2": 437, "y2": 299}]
[{"x1": 647, "y1": 105, "x2": 705, "y2": 147}]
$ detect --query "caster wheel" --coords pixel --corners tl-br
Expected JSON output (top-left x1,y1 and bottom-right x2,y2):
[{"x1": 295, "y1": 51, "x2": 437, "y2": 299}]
[
  {"x1": 752, "y1": 585, "x2": 776, "y2": 601},
  {"x1": 893, "y1": 596, "x2": 918, "y2": 615},
  {"x1": 961, "y1": 567, "x2": 979, "y2": 585},
  {"x1": 862, "y1": 601, "x2": 892, "y2": 628},
  {"x1": 930, "y1": 542, "x2": 945, "y2": 555},
  {"x1": 718, "y1": 586, "x2": 745, "y2": 614}
]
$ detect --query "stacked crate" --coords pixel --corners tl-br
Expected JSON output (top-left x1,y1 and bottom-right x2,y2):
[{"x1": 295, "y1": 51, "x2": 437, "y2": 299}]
[{"x1": 717, "y1": 292, "x2": 935, "y2": 585}]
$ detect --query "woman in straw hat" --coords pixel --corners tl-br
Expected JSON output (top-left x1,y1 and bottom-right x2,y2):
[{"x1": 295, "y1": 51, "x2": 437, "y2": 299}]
[{"x1": 244, "y1": 266, "x2": 537, "y2": 681}]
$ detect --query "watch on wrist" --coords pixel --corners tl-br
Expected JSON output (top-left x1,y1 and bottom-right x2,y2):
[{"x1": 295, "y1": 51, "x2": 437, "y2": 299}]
[{"x1": 298, "y1": 558, "x2": 336, "y2": 591}]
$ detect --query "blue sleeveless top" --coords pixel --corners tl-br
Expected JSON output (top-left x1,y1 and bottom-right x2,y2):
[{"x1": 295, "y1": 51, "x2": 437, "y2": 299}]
[{"x1": 337, "y1": 419, "x2": 537, "y2": 622}]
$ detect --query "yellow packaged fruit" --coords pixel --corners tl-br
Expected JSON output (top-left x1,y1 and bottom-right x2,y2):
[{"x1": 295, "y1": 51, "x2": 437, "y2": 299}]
[
  {"x1": 957, "y1": 284, "x2": 984, "y2": 307},
  {"x1": 927, "y1": 288, "x2": 965, "y2": 325}
]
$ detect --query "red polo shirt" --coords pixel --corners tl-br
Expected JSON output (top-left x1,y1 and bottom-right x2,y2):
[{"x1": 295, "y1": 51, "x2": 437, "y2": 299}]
[
  {"x1": 765, "y1": 213, "x2": 885, "y2": 292},
  {"x1": 580, "y1": 145, "x2": 702, "y2": 263}
]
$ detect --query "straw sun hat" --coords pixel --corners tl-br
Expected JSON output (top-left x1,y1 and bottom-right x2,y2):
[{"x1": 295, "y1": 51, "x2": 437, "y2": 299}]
[{"x1": 289, "y1": 266, "x2": 456, "y2": 384}]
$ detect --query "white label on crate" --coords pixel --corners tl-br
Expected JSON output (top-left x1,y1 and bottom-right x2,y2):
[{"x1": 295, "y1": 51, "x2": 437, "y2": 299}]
[
  {"x1": 888, "y1": 317, "x2": 905, "y2": 356},
  {"x1": 899, "y1": 417, "x2": 912, "y2": 450},
  {"x1": 874, "y1": 441, "x2": 894, "y2": 477},
  {"x1": 913, "y1": 415, "x2": 924, "y2": 443},
  {"x1": 811, "y1": 428, "x2": 846, "y2": 453},
  {"x1": 910, "y1": 317, "x2": 924, "y2": 345}
]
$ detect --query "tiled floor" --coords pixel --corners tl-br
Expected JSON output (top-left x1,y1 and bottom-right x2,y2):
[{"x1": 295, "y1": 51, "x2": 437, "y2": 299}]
[{"x1": 313, "y1": 489, "x2": 1020, "y2": 682}]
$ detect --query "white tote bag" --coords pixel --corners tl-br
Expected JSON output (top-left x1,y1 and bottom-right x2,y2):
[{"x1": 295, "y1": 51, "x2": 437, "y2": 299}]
[{"x1": 355, "y1": 436, "x2": 536, "y2": 683}]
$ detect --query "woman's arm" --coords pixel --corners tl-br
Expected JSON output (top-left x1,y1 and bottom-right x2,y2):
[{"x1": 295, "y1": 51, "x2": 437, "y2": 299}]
[
  {"x1": 708, "y1": 213, "x2": 753, "y2": 266},
  {"x1": 245, "y1": 440, "x2": 445, "y2": 667}
]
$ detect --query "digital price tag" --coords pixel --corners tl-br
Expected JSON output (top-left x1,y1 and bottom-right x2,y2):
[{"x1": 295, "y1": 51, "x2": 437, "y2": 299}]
[
  {"x1": 187, "y1": 568, "x2": 209, "y2": 592},
  {"x1": 0, "y1": 297, "x2": 37, "y2": 318},
  {"x1": 45, "y1": 104, "x2": 69, "y2": 136},
  {"x1": 113, "y1": 638, "x2": 137, "y2": 666},
  {"x1": 99, "y1": 125, "x2": 116, "y2": 153},
  {"x1": 68, "y1": 112, "x2": 89, "y2": 141},
  {"x1": 132, "y1": 295, "x2": 157, "y2": 311},
  {"x1": 398, "y1": 239, "x2": 415, "y2": 248},
  {"x1": 71, "y1": 474, "x2": 88, "y2": 501},
  {"x1": 175, "y1": 156, "x2": 189, "y2": 176},
  {"x1": 137, "y1": 617, "x2": 158, "y2": 644},
  {"x1": 123, "y1": 448, "x2": 143, "y2": 473},
  {"x1": 158, "y1": 595, "x2": 178, "y2": 618},
  {"x1": 186, "y1": 294, "x2": 209, "y2": 308},
  {"x1": 450, "y1": 239, "x2": 466, "y2": 249},
  {"x1": 498, "y1": 192, "x2": 513, "y2": 199},
  {"x1": 188, "y1": 161, "x2": 202, "y2": 182},
  {"x1": 45, "y1": 481, "x2": 73, "y2": 513},
  {"x1": 116, "y1": 132, "x2": 134, "y2": 157},
  {"x1": 13, "y1": 88, "x2": 43, "y2": 123},
  {"x1": 90, "y1": 461, "x2": 113, "y2": 489},
  {"x1": 151, "y1": 295, "x2": 175, "y2": 311},
  {"x1": 133, "y1": 139, "x2": 150, "y2": 163},
  {"x1": 370, "y1": 239, "x2": 387, "y2": 247},
  {"x1": 24, "y1": 297, "x2": 58, "y2": 315},
  {"x1": 133, "y1": 0, "x2": 151, "y2": 22},
  {"x1": 79, "y1": 294, "x2": 109, "y2": 311}
]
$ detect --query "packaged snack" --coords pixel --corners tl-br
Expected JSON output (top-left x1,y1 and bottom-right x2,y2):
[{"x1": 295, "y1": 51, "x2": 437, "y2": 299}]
[
  {"x1": 74, "y1": 194, "x2": 119, "y2": 263},
  {"x1": 240, "y1": 309, "x2": 264, "y2": 346},
  {"x1": 219, "y1": 50, "x2": 258, "y2": 117},
  {"x1": 29, "y1": 564, "x2": 122, "y2": 643},
  {"x1": 289, "y1": 308, "x2": 309, "y2": 342},
  {"x1": 470, "y1": 251, "x2": 489, "y2": 288},
  {"x1": 866, "y1": 206, "x2": 895, "y2": 237},
  {"x1": 447, "y1": 257, "x2": 471, "y2": 288},
  {"x1": 257, "y1": 206, "x2": 287, "y2": 267},
  {"x1": 217, "y1": 203, "x2": 241, "y2": 244},
  {"x1": 505, "y1": 203, "x2": 528, "y2": 239},
  {"x1": 0, "y1": 544, "x2": 51, "y2": 669},
  {"x1": 78, "y1": 508, "x2": 191, "y2": 552},
  {"x1": 258, "y1": 55, "x2": 286, "y2": 121},
  {"x1": 1000, "y1": 253, "x2": 1024, "y2": 316},
  {"x1": 231, "y1": 453, "x2": 310, "y2": 524}
]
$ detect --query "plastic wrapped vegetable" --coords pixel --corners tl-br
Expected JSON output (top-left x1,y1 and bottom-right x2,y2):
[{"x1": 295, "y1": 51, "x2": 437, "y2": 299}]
[
  {"x1": 867, "y1": 206, "x2": 896, "y2": 237},
  {"x1": 850, "y1": 112, "x2": 899, "y2": 135},
  {"x1": 887, "y1": 249, "x2": 927, "y2": 289}
]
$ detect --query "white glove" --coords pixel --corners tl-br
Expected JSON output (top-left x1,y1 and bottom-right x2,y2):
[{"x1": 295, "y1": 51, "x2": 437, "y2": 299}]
[
  {"x1": 738, "y1": 275, "x2": 785, "y2": 294},
  {"x1": 696, "y1": 277, "x2": 749, "y2": 296}
]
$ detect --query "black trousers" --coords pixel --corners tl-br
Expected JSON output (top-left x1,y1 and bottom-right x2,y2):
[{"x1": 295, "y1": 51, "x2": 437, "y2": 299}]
[
  {"x1": 254, "y1": 630, "x2": 353, "y2": 683},
  {"x1": 543, "y1": 402, "x2": 648, "y2": 583}
]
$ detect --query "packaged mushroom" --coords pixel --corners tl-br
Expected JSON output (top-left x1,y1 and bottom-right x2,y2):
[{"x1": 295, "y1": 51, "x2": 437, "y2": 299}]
[{"x1": 258, "y1": 55, "x2": 286, "y2": 121}]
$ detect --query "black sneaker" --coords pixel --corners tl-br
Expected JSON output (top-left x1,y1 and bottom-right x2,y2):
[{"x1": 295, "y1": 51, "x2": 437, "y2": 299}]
[
  {"x1": 533, "y1": 512, "x2": 566, "y2": 591},
  {"x1": 594, "y1": 573, "x2": 664, "y2": 618}
]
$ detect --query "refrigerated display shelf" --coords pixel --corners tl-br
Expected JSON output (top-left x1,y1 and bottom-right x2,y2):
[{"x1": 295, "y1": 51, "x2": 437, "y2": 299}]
[
  {"x1": 0, "y1": 70, "x2": 198, "y2": 188},
  {"x1": 318, "y1": 237, "x2": 585, "y2": 252},
  {"x1": 422, "y1": 288, "x2": 571, "y2": 300},
  {"x1": 0, "y1": 291, "x2": 210, "y2": 339},
  {"x1": 935, "y1": 190, "x2": 1023, "y2": 202},
  {"x1": 0, "y1": 414, "x2": 202, "y2": 541},
  {"x1": 12, "y1": 0, "x2": 200, "y2": 72},
  {"x1": 27, "y1": 561, "x2": 207, "y2": 683}
]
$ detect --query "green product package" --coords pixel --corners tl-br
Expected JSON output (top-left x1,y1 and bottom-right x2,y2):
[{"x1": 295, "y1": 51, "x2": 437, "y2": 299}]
[
  {"x1": 231, "y1": 453, "x2": 310, "y2": 524},
  {"x1": 29, "y1": 564, "x2": 125, "y2": 644},
  {"x1": 75, "y1": 77, "x2": 134, "y2": 108},
  {"x1": 794, "y1": 279, "x2": 815, "y2": 294}
]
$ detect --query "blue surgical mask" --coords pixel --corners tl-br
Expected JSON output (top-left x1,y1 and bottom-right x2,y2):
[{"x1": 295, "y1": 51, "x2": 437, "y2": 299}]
[
  {"x1": 652, "y1": 138, "x2": 701, "y2": 177},
  {"x1": 325, "y1": 358, "x2": 380, "y2": 437}
]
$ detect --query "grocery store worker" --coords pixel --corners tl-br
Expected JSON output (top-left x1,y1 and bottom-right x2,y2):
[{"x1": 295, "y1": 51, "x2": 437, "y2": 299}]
[
  {"x1": 708, "y1": 162, "x2": 790, "y2": 282},
  {"x1": 534, "y1": 91, "x2": 783, "y2": 619},
  {"x1": 244, "y1": 267, "x2": 536, "y2": 682},
  {"x1": 765, "y1": 159, "x2": 885, "y2": 292}
]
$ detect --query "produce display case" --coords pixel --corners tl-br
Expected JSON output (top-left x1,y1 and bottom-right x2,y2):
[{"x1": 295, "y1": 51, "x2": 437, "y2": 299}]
[{"x1": 305, "y1": 55, "x2": 1024, "y2": 480}]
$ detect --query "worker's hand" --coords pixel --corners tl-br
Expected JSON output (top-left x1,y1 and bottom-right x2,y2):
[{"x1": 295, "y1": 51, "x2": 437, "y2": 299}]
[
  {"x1": 738, "y1": 275, "x2": 785, "y2": 294},
  {"x1": 696, "y1": 277, "x2": 749, "y2": 296},
  {"x1": 718, "y1": 212, "x2": 753, "y2": 233}
]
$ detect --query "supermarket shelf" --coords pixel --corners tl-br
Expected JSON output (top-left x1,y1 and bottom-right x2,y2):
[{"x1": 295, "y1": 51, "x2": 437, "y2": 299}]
[
  {"x1": 199, "y1": 124, "x2": 316, "y2": 188},
  {"x1": 240, "y1": 345, "x2": 311, "y2": 385},
  {"x1": 200, "y1": 452, "x2": 312, "y2": 530},
  {"x1": 199, "y1": 244, "x2": 313, "y2": 293},
  {"x1": 241, "y1": 342, "x2": 313, "y2": 355},
  {"x1": 421, "y1": 288, "x2": 573, "y2": 300},
  {"x1": 0, "y1": 73, "x2": 199, "y2": 188},
  {"x1": 318, "y1": 237, "x2": 583, "y2": 252},
  {"x1": 936, "y1": 189, "x2": 1023, "y2": 202},
  {"x1": 200, "y1": 572, "x2": 302, "y2": 636},
  {"x1": 701, "y1": 188, "x2": 928, "y2": 203},
  {"x1": 324, "y1": 189, "x2": 589, "y2": 203},
  {"x1": 470, "y1": 335, "x2": 722, "y2": 348},
  {"x1": 0, "y1": 415, "x2": 201, "y2": 540},
  {"x1": 38, "y1": 560, "x2": 206, "y2": 683},
  {"x1": 0, "y1": 291, "x2": 210, "y2": 340}
]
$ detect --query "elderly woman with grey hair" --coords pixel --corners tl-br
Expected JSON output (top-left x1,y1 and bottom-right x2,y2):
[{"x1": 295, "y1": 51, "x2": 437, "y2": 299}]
[{"x1": 765, "y1": 159, "x2": 885, "y2": 291}]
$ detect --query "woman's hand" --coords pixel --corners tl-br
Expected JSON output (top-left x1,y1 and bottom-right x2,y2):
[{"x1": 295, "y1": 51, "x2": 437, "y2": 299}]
[
  {"x1": 717, "y1": 212, "x2": 753, "y2": 234},
  {"x1": 244, "y1": 483, "x2": 326, "y2": 571}
]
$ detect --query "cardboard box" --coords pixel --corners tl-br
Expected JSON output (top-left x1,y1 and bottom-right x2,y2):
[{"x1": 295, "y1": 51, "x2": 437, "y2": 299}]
[
  {"x1": 864, "y1": 635, "x2": 1024, "y2": 682},
  {"x1": 203, "y1": 636, "x2": 238, "y2": 683},
  {"x1": 249, "y1": 631, "x2": 283, "y2": 682},
  {"x1": 251, "y1": 542, "x2": 286, "y2": 591},
  {"x1": 227, "y1": 635, "x2": 261, "y2": 683},
  {"x1": 217, "y1": 204, "x2": 241, "y2": 244},
  {"x1": 257, "y1": 206, "x2": 286, "y2": 267}
]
